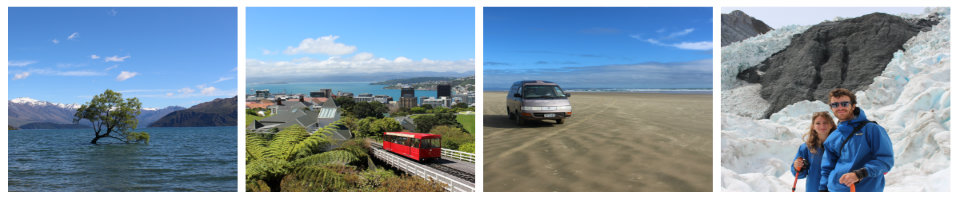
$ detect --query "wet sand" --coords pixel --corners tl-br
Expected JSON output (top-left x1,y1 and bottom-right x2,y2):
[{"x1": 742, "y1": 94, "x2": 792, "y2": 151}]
[{"x1": 483, "y1": 92, "x2": 713, "y2": 192}]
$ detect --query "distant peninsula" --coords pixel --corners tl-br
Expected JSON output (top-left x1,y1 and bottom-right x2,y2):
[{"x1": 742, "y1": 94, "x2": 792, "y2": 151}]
[{"x1": 372, "y1": 76, "x2": 475, "y2": 91}]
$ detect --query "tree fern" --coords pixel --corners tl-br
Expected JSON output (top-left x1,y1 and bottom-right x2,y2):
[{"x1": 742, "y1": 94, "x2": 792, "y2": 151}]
[{"x1": 289, "y1": 150, "x2": 360, "y2": 167}]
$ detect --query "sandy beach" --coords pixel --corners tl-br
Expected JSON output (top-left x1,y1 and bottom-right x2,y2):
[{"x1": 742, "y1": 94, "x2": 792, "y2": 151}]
[{"x1": 483, "y1": 92, "x2": 713, "y2": 192}]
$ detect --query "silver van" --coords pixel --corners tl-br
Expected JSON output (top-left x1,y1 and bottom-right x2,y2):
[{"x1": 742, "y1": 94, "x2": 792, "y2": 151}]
[{"x1": 506, "y1": 80, "x2": 572, "y2": 125}]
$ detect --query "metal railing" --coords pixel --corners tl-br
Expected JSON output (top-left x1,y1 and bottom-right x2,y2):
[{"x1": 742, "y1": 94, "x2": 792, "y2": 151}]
[
  {"x1": 441, "y1": 148, "x2": 475, "y2": 163},
  {"x1": 371, "y1": 147, "x2": 475, "y2": 192}
]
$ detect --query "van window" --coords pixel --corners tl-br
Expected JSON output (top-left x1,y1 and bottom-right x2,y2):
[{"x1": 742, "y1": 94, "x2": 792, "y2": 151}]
[{"x1": 522, "y1": 85, "x2": 567, "y2": 99}]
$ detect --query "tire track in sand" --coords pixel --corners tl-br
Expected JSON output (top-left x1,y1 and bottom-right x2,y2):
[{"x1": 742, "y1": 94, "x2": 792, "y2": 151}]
[{"x1": 487, "y1": 94, "x2": 618, "y2": 163}]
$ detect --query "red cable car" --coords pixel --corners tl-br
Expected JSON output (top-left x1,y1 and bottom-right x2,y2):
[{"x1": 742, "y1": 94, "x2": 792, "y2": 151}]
[{"x1": 383, "y1": 132, "x2": 442, "y2": 162}]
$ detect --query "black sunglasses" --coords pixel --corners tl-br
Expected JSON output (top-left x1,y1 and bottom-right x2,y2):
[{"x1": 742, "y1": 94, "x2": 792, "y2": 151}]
[{"x1": 830, "y1": 101, "x2": 851, "y2": 108}]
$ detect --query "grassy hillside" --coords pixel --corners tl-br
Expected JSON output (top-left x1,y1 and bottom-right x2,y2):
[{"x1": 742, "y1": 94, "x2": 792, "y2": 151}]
[{"x1": 456, "y1": 115, "x2": 475, "y2": 135}]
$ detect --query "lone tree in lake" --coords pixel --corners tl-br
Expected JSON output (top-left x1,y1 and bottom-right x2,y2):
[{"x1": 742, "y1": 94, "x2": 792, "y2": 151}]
[{"x1": 74, "y1": 89, "x2": 150, "y2": 144}]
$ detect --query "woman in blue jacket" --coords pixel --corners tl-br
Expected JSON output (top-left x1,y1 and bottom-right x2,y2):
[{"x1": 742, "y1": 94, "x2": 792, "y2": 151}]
[{"x1": 791, "y1": 111, "x2": 836, "y2": 192}]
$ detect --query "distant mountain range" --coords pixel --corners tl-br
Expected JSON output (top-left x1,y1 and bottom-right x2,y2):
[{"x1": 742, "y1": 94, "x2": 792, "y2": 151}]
[
  {"x1": 7, "y1": 97, "x2": 203, "y2": 129},
  {"x1": 149, "y1": 96, "x2": 238, "y2": 127}
]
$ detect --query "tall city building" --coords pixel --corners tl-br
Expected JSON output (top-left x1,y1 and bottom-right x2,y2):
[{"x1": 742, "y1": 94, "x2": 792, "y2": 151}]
[
  {"x1": 437, "y1": 83, "x2": 452, "y2": 98},
  {"x1": 400, "y1": 86, "x2": 417, "y2": 110}
]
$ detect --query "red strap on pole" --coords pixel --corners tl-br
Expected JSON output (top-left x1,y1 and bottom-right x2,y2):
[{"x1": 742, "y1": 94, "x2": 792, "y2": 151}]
[{"x1": 850, "y1": 184, "x2": 856, "y2": 192}]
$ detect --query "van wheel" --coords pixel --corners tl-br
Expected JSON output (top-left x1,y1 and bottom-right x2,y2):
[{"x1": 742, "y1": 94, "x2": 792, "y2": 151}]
[
  {"x1": 507, "y1": 108, "x2": 515, "y2": 120},
  {"x1": 515, "y1": 111, "x2": 525, "y2": 126},
  {"x1": 556, "y1": 118, "x2": 564, "y2": 124}
]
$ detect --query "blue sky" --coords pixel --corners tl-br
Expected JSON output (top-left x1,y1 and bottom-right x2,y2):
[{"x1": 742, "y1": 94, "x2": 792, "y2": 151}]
[
  {"x1": 484, "y1": 7, "x2": 713, "y2": 90},
  {"x1": 246, "y1": 7, "x2": 475, "y2": 84},
  {"x1": 8, "y1": 7, "x2": 238, "y2": 108}
]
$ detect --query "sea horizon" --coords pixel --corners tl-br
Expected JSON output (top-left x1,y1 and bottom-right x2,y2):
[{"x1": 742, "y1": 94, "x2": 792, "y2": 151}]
[{"x1": 484, "y1": 88, "x2": 712, "y2": 94}]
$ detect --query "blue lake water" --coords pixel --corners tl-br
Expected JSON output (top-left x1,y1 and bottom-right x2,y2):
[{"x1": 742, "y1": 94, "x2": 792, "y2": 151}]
[
  {"x1": 8, "y1": 126, "x2": 237, "y2": 192},
  {"x1": 247, "y1": 82, "x2": 438, "y2": 100}
]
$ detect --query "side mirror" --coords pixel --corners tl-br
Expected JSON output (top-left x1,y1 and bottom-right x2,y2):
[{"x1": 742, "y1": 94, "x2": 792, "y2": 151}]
[
  {"x1": 513, "y1": 93, "x2": 522, "y2": 98},
  {"x1": 565, "y1": 93, "x2": 571, "y2": 97}
]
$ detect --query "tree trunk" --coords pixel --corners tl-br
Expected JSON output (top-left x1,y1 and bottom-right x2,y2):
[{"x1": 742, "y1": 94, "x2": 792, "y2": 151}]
[{"x1": 90, "y1": 134, "x2": 106, "y2": 144}]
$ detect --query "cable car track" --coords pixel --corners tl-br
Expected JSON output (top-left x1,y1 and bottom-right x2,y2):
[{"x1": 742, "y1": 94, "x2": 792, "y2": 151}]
[{"x1": 371, "y1": 143, "x2": 474, "y2": 183}]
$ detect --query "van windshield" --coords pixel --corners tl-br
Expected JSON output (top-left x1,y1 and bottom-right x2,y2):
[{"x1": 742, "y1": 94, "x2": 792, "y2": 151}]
[{"x1": 522, "y1": 85, "x2": 567, "y2": 99}]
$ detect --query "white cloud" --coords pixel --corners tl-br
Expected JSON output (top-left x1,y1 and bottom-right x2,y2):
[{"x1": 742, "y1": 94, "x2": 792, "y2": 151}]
[
  {"x1": 666, "y1": 28, "x2": 695, "y2": 39},
  {"x1": 394, "y1": 57, "x2": 412, "y2": 63},
  {"x1": 68, "y1": 32, "x2": 79, "y2": 40},
  {"x1": 91, "y1": 54, "x2": 100, "y2": 59},
  {"x1": 105, "y1": 65, "x2": 119, "y2": 71},
  {"x1": 671, "y1": 41, "x2": 714, "y2": 50},
  {"x1": 213, "y1": 76, "x2": 234, "y2": 83},
  {"x1": 246, "y1": 56, "x2": 475, "y2": 79},
  {"x1": 201, "y1": 86, "x2": 216, "y2": 95},
  {"x1": 644, "y1": 39, "x2": 713, "y2": 51},
  {"x1": 262, "y1": 49, "x2": 272, "y2": 55},
  {"x1": 166, "y1": 93, "x2": 174, "y2": 97},
  {"x1": 178, "y1": 87, "x2": 195, "y2": 94},
  {"x1": 8, "y1": 61, "x2": 37, "y2": 67},
  {"x1": 104, "y1": 55, "x2": 130, "y2": 62},
  {"x1": 116, "y1": 71, "x2": 138, "y2": 81},
  {"x1": 13, "y1": 72, "x2": 30, "y2": 80},
  {"x1": 12, "y1": 69, "x2": 106, "y2": 77},
  {"x1": 283, "y1": 35, "x2": 357, "y2": 55},
  {"x1": 108, "y1": 9, "x2": 118, "y2": 16},
  {"x1": 352, "y1": 52, "x2": 374, "y2": 61},
  {"x1": 52, "y1": 39, "x2": 60, "y2": 44}
]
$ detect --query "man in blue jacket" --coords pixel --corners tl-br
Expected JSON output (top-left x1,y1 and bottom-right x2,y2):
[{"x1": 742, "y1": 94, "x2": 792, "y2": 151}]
[{"x1": 819, "y1": 88, "x2": 894, "y2": 192}]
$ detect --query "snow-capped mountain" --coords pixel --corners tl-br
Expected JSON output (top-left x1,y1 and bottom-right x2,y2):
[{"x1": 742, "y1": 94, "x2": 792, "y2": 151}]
[
  {"x1": 10, "y1": 97, "x2": 82, "y2": 110},
  {"x1": 8, "y1": 97, "x2": 186, "y2": 129},
  {"x1": 721, "y1": 8, "x2": 950, "y2": 192}
]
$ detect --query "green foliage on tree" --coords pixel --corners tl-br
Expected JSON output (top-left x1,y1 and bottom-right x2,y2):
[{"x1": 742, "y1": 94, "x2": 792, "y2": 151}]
[
  {"x1": 409, "y1": 107, "x2": 427, "y2": 114},
  {"x1": 452, "y1": 103, "x2": 468, "y2": 109},
  {"x1": 73, "y1": 89, "x2": 149, "y2": 144},
  {"x1": 354, "y1": 117, "x2": 402, "y2": 138},
  {"x1": 413, "y1": 113, "x2": 461, "y2": 133},
  {"x1": 429, "y1": 125, "x2": 473, "y2": 150},
  {"x1": 338, "y1": 97, "x2": 388, "y2": 119},
  {"x1": 458, "y1": 143, "x2": 475, "y2": 153},
  {"x1": 334, "y1": 96, "x2": 356, "y2": 111}
]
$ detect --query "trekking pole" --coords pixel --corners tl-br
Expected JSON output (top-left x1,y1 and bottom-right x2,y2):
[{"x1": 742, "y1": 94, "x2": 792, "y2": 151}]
[
  {"x1": 792, "y1": 171, "x2": 801, "y2": 192},
  {"x1": 791, "y1": 159, "x2": 806, "y2": 192},
  {"x1": 850, "y1": 184, "x2": 855, "y2": 192}
]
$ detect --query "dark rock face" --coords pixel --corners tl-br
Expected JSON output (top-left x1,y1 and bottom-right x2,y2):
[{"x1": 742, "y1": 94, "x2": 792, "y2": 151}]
[
  {"x1": 721, "y1": 10, "x2": 774, "y2": 46},
  {"x1": 149, "y1": 96, "x2": 238, "y2": 127},
  {"x1": 736, "y1": 13, "x2": 938, "y2": 118}
]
